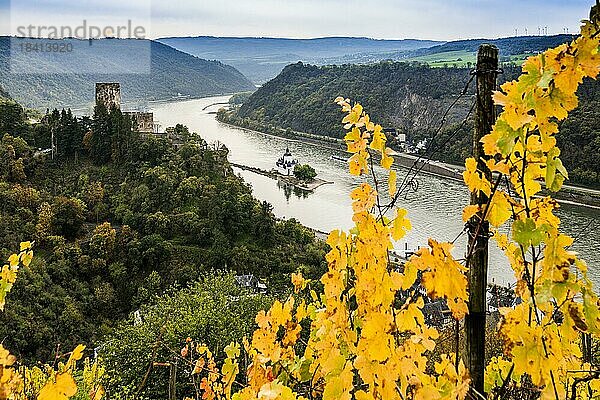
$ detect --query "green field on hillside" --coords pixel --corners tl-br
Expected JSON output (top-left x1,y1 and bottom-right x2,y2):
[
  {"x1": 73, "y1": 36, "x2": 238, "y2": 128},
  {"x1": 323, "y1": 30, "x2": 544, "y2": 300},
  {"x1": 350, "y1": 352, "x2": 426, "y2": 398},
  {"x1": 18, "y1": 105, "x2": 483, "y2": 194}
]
[
  {"x1": 403, "y1": 50, "x2": 531, "y2": 68},
  {"x1": 404, "y1": 50, "x2": 475, "y2": 67}
]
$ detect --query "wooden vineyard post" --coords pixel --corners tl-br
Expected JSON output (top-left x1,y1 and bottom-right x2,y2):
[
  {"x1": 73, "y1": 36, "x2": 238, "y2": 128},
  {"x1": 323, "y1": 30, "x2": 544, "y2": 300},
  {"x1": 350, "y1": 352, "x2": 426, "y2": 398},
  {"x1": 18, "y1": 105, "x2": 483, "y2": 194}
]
[{"x1": 466, "y1": 43, "x2": 499, "y2": 396}]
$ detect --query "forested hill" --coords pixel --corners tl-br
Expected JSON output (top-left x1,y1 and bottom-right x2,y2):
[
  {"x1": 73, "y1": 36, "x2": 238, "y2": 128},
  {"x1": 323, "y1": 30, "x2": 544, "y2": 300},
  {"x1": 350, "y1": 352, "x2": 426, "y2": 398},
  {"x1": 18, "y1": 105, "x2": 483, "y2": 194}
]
[
  {"x1": 158, "y1": 36, "x2": 442, "y2": 83},
  {"x1": 0, "y1": 96, "x2": 327, "y2": 367},
  {"x1": 224, "y1": 61, "x2": 600, "y2": 188},
  {"x1": 0, "y1": 37, "x2": 255, "y2": 109},
  {"x1": 232, "y1": 61, "x2": 504, "y2": 139},
  {"x1": 396, "y1": 34, "x2": 577, "y2": 59}
]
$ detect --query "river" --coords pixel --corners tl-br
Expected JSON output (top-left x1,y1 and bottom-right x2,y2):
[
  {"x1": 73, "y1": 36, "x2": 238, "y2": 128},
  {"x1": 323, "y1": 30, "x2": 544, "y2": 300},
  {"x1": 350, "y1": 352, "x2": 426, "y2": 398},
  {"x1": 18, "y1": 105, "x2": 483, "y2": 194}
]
[{"x1": 151, "y1": 95, "x2": 600, "y2": 287}]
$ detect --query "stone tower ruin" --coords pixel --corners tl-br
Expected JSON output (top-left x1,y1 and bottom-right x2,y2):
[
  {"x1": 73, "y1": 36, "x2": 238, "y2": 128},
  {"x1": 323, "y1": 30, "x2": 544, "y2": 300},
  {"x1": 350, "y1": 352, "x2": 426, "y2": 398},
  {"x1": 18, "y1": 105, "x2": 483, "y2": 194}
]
[{"x1": 95, "y1": 83, "x2": 121, "y2": 111}]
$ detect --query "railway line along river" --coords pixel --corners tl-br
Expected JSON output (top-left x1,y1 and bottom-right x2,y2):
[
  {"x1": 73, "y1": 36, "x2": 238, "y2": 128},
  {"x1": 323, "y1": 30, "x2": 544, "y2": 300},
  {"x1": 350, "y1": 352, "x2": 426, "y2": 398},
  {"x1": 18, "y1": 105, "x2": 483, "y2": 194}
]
[{"x1": 151, "y1": 95, "x2": 600, "y2": 287}]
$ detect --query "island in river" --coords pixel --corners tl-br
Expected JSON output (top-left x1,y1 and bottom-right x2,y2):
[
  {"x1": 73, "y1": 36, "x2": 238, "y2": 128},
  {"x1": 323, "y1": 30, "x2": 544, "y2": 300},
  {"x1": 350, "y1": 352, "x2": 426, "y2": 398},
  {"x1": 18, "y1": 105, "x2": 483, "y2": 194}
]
[{"x1": 231, "y1": 162, "x2": 334, "y2": 191}]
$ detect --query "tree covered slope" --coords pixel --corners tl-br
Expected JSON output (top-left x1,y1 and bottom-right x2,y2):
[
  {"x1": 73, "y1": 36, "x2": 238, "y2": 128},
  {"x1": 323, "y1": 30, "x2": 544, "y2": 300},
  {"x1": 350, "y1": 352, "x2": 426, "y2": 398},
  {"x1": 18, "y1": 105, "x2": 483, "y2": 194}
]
[
  {"x1": 232, "y1": 61, "x2": 495, "y2": 139},
  {"x1": 0, "y1": 97, "x2": 327, "y2": 361},
  {"x1": 227, "y1": 61, "x2": 600, "y2": 188},
  {"x1": 0, "y1": 37, "x2": 255, "y2": 109}
]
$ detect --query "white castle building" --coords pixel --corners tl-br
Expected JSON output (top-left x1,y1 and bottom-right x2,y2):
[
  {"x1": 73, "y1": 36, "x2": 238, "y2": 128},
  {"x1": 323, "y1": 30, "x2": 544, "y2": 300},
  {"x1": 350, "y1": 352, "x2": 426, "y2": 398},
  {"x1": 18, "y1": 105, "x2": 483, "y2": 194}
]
[{"x1": 275, "y1": 147, "x2": 298, "y2": 176}]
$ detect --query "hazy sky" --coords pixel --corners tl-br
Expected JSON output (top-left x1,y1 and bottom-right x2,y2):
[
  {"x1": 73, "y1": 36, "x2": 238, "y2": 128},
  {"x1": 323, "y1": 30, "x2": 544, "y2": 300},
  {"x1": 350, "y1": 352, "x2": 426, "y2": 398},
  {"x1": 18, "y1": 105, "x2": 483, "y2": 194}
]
[{"x1": 0, "y1": 0, "x2": 594, "y2": 40}]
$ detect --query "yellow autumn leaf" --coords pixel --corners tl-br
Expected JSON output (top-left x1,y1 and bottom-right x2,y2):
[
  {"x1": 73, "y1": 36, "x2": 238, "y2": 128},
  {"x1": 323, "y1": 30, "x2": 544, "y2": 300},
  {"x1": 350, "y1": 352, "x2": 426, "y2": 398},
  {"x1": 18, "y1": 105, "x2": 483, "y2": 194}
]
[
  {"x1": 257, "y1": 381, "x2": 295, "y2": 400},
  {"x1": 462, "y1": 205, "x2": 480, "y2": 223},
  {"x1": 391, "y1": 208, "x2": 411, "y2": 241},
  {"x1": 7, "y1": 254, "x2": 19, "y2": 268},
  {"x1": 89, "y1": 386, "x2": 105, "y2": 400},
  {"x1": 482, "y1": 118, "x2": 521, "y2": 157},
  {"x1": 38, "y1": 373, "x2": 77, "y2": 400},
  {"x1": 20, "y1": 251, "x2": 33, "y2": 267},
  {"x1": 66, "y1": 344, "x2": 86, "y2": 369},
  {"x1": 291, "y1": 272, "x2": 308, "y2": 293},
  {"x1": 408, "y1": 240, "x2": 469, "y2": 319},
  {"x1": 463, "y1": 157, "x2": 491, "y2": 196},
  {"x1": 388, "y1": 169, "x2": 397, "y2": 197},
  {"x1": 369, "y1": 125, "x2": 386, "y2": 152},
  {"x1": 224, "y1": 342, "x2": 241, "y2": 360},
  {"x1": 342, "y1": 103, "x2": 363, "y2": 129},
  {"x1": 344, "y1": 127, "x2": 367, "y2": 154},
  {"x1": 354, "y1": 390, "x2": 375, "y2": 400},
  {"x1": 359, "y1": 312, "x2": 392, "y2": 362},
  {"x1": 381, "y1": 148, "x2": 394, "y2": 170},
  {"x1": 486, "y1": 191, "x2": 512, "y2": 227},
  {"x1": 485, "y1": 159, "x2": 510, "y2": 175},
  {"x1": 348, "y1": 153, "x2": 368, "y2": 176},
  {"x1": 350, "y1": 183, "x2": 377, "y2": 214},
  {"x1": 395, "y1": 298, "x2": 425, "y2": 333},
  {"x1": 1, "y1": 265, "x2": 17, "y2": 284},
  {"x1": 362, "y1": 114, "x2": 375, "y2": 131},
  {"x1": 492, "y1": 81, "x2": 535, "y2": 130},
  {"x1": 196, "y1": 344, "x2": 209, "y2": 355}
]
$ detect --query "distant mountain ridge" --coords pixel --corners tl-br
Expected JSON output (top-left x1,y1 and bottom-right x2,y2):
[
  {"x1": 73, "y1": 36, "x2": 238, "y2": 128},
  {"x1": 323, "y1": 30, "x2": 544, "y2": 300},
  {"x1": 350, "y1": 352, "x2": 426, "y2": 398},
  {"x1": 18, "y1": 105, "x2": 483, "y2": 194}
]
[
  {"x1": 316, "y1": 34, "x2": 580, "y2": 67},
  {"x1": 0, "y1": 37, "x2": 255, "y2": 109},
  {"x1": 158, "y1": 36, "x2": 443, "y2": 58},
  {"x1": 158, "y1": 36, "x2": 442, "y2": 83}
]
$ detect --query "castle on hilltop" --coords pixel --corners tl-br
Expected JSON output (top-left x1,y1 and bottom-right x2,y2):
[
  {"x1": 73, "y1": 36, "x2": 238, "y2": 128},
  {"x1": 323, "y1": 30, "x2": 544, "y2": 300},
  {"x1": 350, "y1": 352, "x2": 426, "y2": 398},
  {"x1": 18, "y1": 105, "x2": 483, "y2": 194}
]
[{"x1": 95, "y1": 83, "x2": 178, "y2": 143}]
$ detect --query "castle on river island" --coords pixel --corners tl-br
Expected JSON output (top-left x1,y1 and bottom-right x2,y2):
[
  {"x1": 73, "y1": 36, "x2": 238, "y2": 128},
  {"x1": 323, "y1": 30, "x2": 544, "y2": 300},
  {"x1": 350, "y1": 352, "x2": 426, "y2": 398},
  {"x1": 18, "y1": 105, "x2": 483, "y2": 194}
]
[{"x1": 275, "y1": 147, "x2": 298, "y2": 176}]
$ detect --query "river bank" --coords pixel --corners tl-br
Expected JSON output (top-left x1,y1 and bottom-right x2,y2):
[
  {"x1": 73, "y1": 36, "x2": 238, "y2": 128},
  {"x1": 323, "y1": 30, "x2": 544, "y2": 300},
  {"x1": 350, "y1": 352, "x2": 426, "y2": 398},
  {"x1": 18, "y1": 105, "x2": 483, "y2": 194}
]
[
  {"x1": 218, "y1": 120, "x2": 465, "y2": 180},
  {"x1": 218, "y1": 120, "x2": 345, "y2": 151}
]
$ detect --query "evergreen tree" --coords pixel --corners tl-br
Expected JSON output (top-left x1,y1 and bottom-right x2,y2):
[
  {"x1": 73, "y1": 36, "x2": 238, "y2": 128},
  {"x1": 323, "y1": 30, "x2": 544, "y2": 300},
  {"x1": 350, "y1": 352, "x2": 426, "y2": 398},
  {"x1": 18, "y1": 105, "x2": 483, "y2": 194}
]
[
  {"x1": 0, "y1": 98, "x2": 31, "y2": 142},
  {"x1": 109, "y1": 109, "x2": 134, "y2": 163},
  {"x1": 90, "y1": 104, "x2": 112, "y2": 164}
]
